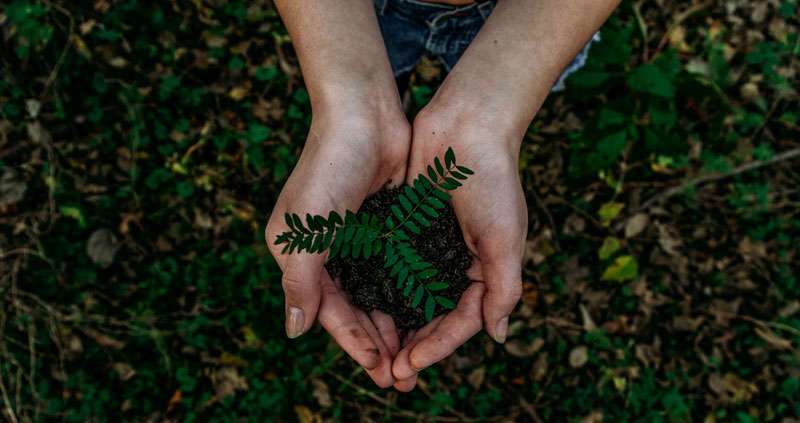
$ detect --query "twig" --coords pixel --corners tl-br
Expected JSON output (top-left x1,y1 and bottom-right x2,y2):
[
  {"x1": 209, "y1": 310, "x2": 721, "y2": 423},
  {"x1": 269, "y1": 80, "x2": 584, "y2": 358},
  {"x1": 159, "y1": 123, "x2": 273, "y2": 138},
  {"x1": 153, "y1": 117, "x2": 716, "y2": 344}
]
[
  {"x1": 39, "y1": 0, "x2": 75, "y2": 98},
  {"x1": 651, "y1": 0, "x2": 714, "y2": 60},
  {"x1": 636, "y1": 148, "x2": 800, "y2": 213}
]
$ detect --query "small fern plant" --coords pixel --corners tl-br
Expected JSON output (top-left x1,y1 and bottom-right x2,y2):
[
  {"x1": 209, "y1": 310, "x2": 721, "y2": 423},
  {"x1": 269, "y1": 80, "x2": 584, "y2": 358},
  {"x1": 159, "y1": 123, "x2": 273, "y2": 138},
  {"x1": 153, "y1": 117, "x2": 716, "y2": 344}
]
[{"x1": 274, "y1": 147, "x2": 473, "y2": 321}]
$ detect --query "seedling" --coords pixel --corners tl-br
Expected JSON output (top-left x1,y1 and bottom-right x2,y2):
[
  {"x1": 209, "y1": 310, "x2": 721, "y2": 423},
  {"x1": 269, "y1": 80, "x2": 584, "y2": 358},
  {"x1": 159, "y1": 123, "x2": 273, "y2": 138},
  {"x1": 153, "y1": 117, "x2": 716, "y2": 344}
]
[{"x1": 274, "y1": 147, "x2": 473, "y2": 321}]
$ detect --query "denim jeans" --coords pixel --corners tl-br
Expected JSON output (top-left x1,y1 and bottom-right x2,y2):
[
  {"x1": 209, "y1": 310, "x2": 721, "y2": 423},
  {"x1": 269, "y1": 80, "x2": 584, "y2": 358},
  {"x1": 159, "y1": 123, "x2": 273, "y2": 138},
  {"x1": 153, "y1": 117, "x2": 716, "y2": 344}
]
[{"x1": 374, "y1": 0, "x2": 599, "y2": 91}]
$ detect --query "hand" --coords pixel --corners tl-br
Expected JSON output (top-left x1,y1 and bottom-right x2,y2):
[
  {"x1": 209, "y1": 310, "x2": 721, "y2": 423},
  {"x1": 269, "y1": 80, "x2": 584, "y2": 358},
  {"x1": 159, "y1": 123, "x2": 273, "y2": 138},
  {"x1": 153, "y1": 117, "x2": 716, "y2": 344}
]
[
  {"x1": 265, "y1": 104, "x2": 410, "y2": 388},
  {"x1": 390, "y1": 105, "x2": 527, "y2": 391}
]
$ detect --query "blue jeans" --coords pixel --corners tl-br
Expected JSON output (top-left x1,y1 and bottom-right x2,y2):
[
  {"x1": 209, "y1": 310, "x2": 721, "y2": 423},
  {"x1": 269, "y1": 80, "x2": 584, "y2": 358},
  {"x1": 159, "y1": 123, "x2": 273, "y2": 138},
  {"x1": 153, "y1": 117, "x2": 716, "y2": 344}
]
[{"x1": 374, "y1": 0, "x2": 598, "y2": 91}]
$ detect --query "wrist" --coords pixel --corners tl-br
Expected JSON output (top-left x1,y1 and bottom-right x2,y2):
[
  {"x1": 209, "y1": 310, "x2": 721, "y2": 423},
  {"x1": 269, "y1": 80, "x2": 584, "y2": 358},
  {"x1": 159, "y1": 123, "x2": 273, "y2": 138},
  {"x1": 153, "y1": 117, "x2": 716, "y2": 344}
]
[{"x1": 414, "y1": 95, "x2": 525, "y2": 155}]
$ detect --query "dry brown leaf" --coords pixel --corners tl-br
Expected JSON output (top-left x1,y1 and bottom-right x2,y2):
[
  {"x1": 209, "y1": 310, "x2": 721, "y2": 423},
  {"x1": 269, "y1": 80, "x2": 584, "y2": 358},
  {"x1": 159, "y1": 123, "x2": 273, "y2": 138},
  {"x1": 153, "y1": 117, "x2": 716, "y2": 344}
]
[
  {"x1": 311, "y1": 378, "x2": 332, "y2": 408},
  {"x1": 754, "y1": 327, "x2": 792, "y2": 350},
  {"x1": 87, "y1": 228, "x2": 120, "y2": 268},
  {"x1": 505, "y1": 338, "x2": 545, "y2": 358},
  {"x1": 569, "y1": 346, "x2": 589, "y2": 368},
  {"x1": 113, "y1": 363, "x2": 136, "y2": 381},
  {"x1": 624, "y1": 213, "x2": 649, "y2": 238},
  {"x1": 467, "y1": 366, "x2": 486, "y2": 389}
]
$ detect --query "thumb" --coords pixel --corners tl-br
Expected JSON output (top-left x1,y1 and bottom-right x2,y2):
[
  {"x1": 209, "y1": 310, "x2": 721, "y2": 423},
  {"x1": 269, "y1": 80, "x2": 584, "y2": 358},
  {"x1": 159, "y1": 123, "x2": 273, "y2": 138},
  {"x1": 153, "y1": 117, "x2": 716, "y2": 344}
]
[
  {"x1": 280, "y1": 252, "x2": 325, "y2": 339},
  {"x1": 480, "y1": 254, "x2": 522, "y2": 344}
]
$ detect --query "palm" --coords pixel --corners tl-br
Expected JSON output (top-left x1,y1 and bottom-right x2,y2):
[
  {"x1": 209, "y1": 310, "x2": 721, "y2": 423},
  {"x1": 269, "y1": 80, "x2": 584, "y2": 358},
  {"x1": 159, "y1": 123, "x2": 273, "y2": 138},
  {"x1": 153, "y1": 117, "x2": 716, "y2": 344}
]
[
  {"x1": 391, "y1": 135, "x2": 526, "y2": 389},
  {"x1": 266, "y1": 119, "x2": 409, "y2": 388}
]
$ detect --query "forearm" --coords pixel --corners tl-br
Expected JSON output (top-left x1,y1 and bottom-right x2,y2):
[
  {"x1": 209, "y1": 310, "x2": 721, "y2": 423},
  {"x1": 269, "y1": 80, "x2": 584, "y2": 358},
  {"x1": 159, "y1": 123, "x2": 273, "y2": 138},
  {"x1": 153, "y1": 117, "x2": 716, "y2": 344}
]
[
  {"x1": 428, "y1": 0, "x2": 620, "y2": 141},
  {"x1": 274, "y1": 0, "x2": 401, "y2": 115}
]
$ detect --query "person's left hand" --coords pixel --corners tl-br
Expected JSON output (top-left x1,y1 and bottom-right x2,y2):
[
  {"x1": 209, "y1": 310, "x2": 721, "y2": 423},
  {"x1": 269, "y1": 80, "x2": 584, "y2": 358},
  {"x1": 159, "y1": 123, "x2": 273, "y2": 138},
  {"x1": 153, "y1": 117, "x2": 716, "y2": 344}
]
[{"x1": 389, "y1": 105, "x2": 528, "y2": 391}]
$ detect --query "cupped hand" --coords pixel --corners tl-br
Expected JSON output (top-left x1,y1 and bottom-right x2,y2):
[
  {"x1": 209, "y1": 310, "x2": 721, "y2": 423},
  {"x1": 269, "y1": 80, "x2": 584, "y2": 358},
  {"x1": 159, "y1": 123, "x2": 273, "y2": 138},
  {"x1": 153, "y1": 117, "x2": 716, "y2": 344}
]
[
  {"x1": 265, "y1": 106, "x2": 410, "y2": 388},
  {"x1": 390, "y1": 107, "x2": 527, "y2": 390}
]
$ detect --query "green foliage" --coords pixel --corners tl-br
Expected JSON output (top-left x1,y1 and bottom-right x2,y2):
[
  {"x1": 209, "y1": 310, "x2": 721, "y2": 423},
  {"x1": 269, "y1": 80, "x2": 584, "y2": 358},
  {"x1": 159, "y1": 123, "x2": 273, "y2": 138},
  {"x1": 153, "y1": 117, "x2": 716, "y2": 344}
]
[{"x1": 274, "y1": 147, "x2": 472, "y2": 320}]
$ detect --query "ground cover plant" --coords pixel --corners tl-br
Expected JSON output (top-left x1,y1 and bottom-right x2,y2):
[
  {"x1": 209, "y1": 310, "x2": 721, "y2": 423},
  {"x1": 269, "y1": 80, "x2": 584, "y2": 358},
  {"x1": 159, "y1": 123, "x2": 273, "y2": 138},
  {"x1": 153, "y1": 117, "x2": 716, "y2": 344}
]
[{"x1": 1, "y1": 0, "x2": 798, "y2": 421}]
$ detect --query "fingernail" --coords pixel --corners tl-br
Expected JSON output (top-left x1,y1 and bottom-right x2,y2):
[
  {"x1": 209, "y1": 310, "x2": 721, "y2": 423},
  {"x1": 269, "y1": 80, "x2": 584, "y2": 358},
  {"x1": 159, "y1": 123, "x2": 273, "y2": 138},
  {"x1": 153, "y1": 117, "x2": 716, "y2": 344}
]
[
  {"x1": 494, "y1": 316, "x2": 509, "y2": 343},
  {"x1": 286, "y1": 307, "x2": 305, "y2": 339}
]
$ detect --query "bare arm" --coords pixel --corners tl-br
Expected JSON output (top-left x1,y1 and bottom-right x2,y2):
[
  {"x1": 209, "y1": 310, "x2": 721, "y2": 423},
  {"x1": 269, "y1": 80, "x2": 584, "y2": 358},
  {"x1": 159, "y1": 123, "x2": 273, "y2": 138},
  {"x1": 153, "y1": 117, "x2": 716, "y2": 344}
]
[
  {"x1": 269, "y1": 0, "x2": 409, "y2": 389},
  {"x1": 273, "y1": 0, "x2": 400, "y2": 114},
  {"x1": 429, "y1": 0, "x2": 621, "y2": 139}
]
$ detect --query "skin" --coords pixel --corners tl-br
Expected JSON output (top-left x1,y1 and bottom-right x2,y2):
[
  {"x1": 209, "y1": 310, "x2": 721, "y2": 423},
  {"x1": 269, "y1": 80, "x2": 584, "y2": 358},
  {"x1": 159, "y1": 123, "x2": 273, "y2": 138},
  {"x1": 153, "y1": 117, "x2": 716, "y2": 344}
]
[{"x1": 267, "y1": 0, "x2": 620, "y2": 390}]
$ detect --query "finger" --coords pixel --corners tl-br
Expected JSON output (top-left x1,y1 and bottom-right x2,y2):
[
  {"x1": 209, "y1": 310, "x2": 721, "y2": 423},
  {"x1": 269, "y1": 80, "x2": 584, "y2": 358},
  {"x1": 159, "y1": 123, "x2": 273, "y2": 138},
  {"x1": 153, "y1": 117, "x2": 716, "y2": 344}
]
[
  {"x1": 355, "y1": 310, "x2": 395, "y2": 388},
  {"x1": 408, "y1": 283, "x2": 484, "y2": 371},
  {"x1": 393, "y1": 374, "x2": 418, "y2": 392},
  {"x1": 280, "y1": 253, "x2": 325, "y2": 339},
  {"x1": 370, "y1": 310, "x2": 400, "y2": 356},
  {"x1": 392, "y1": 316, "x2": 445, "y2": 380},
  {"x1": 479, "y1": 251, "x2": 522, "y2": 344},
  {"x1": 318, "y1": 274, "x2": 381, "y2": 370}
]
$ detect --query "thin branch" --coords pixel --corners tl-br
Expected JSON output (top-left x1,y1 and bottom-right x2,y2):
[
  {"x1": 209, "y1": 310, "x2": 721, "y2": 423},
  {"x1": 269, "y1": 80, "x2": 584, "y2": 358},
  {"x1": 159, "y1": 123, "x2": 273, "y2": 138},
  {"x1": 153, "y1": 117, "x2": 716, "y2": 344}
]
[{"x1": 636, "y1": 148, "x2": 800, "y2": 213}]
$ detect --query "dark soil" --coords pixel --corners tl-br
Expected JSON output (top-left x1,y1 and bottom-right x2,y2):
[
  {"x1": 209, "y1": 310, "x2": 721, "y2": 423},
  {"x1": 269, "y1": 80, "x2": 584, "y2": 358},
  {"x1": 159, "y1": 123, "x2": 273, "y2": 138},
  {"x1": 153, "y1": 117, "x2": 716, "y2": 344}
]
[{"x1": 327, "y1": 188, "x2": 472, "y2": 329}]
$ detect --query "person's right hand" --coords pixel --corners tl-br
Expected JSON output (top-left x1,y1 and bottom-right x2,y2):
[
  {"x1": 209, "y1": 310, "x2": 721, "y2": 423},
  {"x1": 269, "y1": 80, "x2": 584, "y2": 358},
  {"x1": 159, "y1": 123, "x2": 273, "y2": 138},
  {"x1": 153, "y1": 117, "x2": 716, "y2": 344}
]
[{"x1": 265, "y1": 102, "x2": 410, "y2": 388}]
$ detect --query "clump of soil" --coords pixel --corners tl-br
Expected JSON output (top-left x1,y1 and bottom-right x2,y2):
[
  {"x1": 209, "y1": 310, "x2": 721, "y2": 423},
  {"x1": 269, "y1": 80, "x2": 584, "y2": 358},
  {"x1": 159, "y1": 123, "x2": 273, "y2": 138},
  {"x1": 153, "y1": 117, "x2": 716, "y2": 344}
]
[{"x1": 327, "y1": 188, "x2": 472, "y2": 329}]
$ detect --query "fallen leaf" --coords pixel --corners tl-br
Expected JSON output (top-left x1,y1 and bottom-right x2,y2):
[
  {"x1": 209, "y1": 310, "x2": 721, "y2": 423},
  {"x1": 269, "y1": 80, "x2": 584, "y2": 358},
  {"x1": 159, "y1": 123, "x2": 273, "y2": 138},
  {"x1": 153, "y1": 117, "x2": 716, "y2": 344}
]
[
  {"x1": 311, "y1": 378, "x2": 332, "y2": 408},
  {"x1": 505, "y1": 338, "x2": 545, "y2": 358},
  {"x1": 467, "y1": 366, "x2": 486, "y2": 389},
  {"x1": 624, "y1": 213, "x2": 649, "y2": 238},
  {"x1": 754, "y1": 327, "x2": 792, "y2": 350},
  {"x1": 0, "y1": 169, "x2": 26, "y2": 207},
  {"x1": 569, "y1": 346, "x2": 589, "y2": 368},
  {"x1": 601, "y1": 255, "x2": 639, "y2": 282},
  {"x1": 87, "y1": 228, "x2": 120, "y2": 268},
  {"x1": 113, "y1": 363, "x2": 136, "y2": 381}
]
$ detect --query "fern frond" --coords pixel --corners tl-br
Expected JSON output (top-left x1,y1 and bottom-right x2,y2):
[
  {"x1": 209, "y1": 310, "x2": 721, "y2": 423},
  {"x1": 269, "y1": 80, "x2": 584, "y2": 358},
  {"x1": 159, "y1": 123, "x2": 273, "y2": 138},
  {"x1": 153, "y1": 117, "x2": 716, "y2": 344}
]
[{"x1": 274, "y1": 210, "x2": 383, "y2": 257}]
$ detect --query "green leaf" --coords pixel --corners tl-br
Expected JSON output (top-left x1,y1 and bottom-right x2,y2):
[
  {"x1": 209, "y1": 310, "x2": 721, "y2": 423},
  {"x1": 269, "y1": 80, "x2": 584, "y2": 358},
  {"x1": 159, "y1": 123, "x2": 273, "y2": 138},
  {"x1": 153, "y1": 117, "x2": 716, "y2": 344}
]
[
  {"x1": 328, "y1": 210, "x2": 343, "y2": 226},
  {"x1": 425, "y1": 282, "x2": 448, "y2": 291},
  {"x1": 311, "y1": 233, "x2": 323, "y2": 253},
  {"x1": 626, "y1": 63, "x2": 675, "y2": 98},
  {"x1": 420, "y1": 204, "x2": 439, "y2": 218},
  {"x1": 601, "y1": 255, "x2": 639, "y2": 282},
  {"x1": 306, "y1": 214, "x2": 317, "y2": 231},
  {"x1": 445, "y1": 177, "x2": 462, "y2": 187},
  {"x1": 284, "y1": 213, "x2": 294, "y2": 229},
  {"x1": 427, "y1": 166, "x2": 438, "y2": 183},
  {"x1": 403, "y1": 221, "x2": 421, "y2": 234},
  {"x1": 386, "y1": 216, "x2": 395, "y2": 229},
  {"x1": 351, "y1": 240, "x2": 362, "y2": 259},
  {"x1": 434, "y1": 296, "x2": 456, "y2": 309},
  {"x1": 598, "y1": 237, "x2": 621, "y2": 260},
  {"x1": 598, "y1": 202, "x2": 625, "y2": 227},
  {"x1": 292, "y1": 214, "x2": 307, "y2": 233},
  {"x1": 321, "y1": 230, "x2": 334, "y2": 251},
  {"x1": 444, "y1": 147, "x2": 456, "y2": 168},
  {"x1": 404, "y1": 186, "x2": 419, "y2": 203},
  {"x1": 344, "y1": 226, "x2": 356, "y2": 242},
  {"x1": 435, "y1": 157, "x2": 445, "y2": 176},
  {"x1": 456, "y1": 165, "x2": 474, "y2": 175},
  {"x1": 363, "y1": 240, "x2": 372, "y2": 258},
  {"x1": 393, "y1": 229, "x2": 409, "y2": 241},
  {"x1": 412, "y1": 285, "x2": 425, "y2": 308},
  {"x1": 390, "y1": 260, "x2": 403, "y2": 277},
  {"x1": 424, "y1": 296, "x2": 436, "y2": 321},
  {"x1": 398, "y1": 267, "x2": 409, "y2": 287},
  {"x1": 398, "y1": 194, "x2": 412, "y2": 212},
  {"x1": 391, "y1": 205, "x2": 405, "y2": 221},
  {"x1": 451, "y1": 171, "x2": 467, "y2": 180},
  {"x1": 431, "y1": 189, "x2": 451, "y2": 201},
  {"x1": 426, "y1": 196, "x2": 445, "y2": 209},
  {"x1": 414, "y1": 178, "x2": 426, "y2": 195},
  {"x1": 412, "y1": 212, "x2": 431, "y2": 227},
  {"x1": 418, "y1": 268, "x2": 438, "y2": 280},
  {"x1": 420, "y1": 175, "x2": 433, "y2": 189}
]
